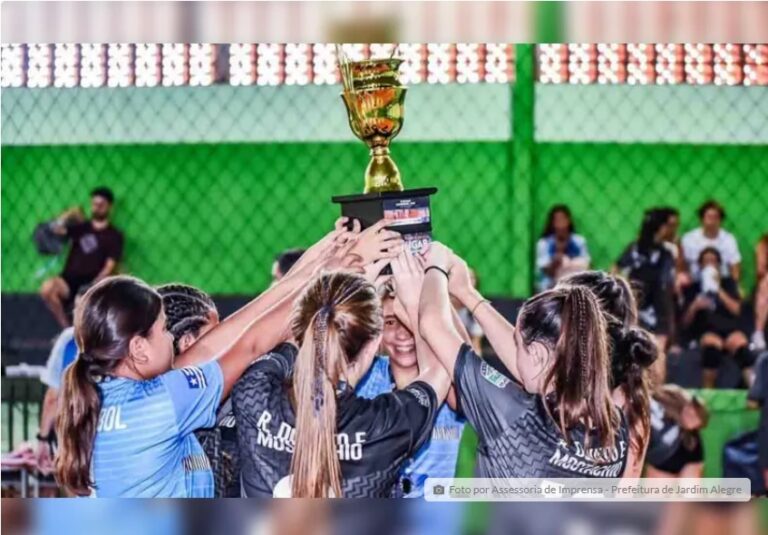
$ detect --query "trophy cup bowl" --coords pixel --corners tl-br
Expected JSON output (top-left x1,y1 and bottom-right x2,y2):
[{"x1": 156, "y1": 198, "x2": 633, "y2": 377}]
[
  {"x1": 333, "y1": 53, "x2": 437, "y2": 256},
  {"x1": 341, "y1": 85, "x2": 406, "y2": 193}
]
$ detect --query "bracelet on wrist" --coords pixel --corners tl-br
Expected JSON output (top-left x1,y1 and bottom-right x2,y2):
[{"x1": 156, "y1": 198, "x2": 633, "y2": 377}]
[
  {"x1": 424, "y1": 265, "x2": 449, "y2": 279},
  {"x1": 471, "y1": 299, "x2": 490, "y2": 316}
]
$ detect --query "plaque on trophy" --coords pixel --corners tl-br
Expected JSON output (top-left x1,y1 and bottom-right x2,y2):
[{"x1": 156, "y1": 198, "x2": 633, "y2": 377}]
[{"x1": 331, "y1": 46, "x2": 437, "y2": 255}]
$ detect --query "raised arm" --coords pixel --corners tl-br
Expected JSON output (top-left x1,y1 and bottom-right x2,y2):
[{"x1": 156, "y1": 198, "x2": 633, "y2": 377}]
[
  {"x1": 392, "y1": 251, "x2": 451, "y2": 403},
  {"x1": 417, "y1": 243, "x2": 466, "y2": 379},
  {"x1": 178, "y1": 218, "x2": 400, "y2": 365},
  {"x1": 175, "y1": 279, "x2": 300, "y2": 397},
  {"x1": 447, "y1": 252, "x2": 522, "y2": 381}
]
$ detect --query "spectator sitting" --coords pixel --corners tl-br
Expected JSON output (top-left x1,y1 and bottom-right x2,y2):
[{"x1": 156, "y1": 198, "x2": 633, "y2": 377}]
[
  {"x1": 681, "y1": 200, "x2": 742, "y2": 282},
  {"x1": 34, "y1": 286, "x2": 89, "y2": 478},
  {"x1": 681, "y1": 247, "x2": 754, "y2": 388},
  {"x1": 615, "y1": 208, "x2": 676, "y2": 383},
  {"x1": 270, "y1": 248, "x2": 305, "y2": 284},
  {"x1": 752, "y1": 234, "x2": 768, "y2": 351},
  {"x1": 39, "y1": 187, "x2": 124, "y2": 328},
  {"x1": 535, "y1": 204, "x2": 590, "y2": 292}
]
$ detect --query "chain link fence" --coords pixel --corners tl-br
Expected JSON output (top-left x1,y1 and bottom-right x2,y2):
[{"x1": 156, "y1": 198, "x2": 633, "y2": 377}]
[{"x1": 2, "y1": 43, "x2": 767, "y2": 450}]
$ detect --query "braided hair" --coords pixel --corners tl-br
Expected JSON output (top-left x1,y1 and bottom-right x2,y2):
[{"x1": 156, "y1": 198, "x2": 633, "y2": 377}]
[
  {"x1": 156, "y1": 283, "x2": 218, "y2": 355},
  {"x1": 289, "y1": 271, "x2": 383, "y2": 497},
  {"x1": 517, "y1": 285, "x2": 618, "y2": 449},
  {"x1": 559, "y1": 271, "x2": 658, "y2": 454}
]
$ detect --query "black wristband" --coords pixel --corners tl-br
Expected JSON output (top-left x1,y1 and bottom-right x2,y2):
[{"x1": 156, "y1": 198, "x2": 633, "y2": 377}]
[
  {"x1": 425, "y1": 265, "x2": 449, "y2": 279},
  {"x1": 36, "y1": 433, "x2": 52, "y2": 442}
]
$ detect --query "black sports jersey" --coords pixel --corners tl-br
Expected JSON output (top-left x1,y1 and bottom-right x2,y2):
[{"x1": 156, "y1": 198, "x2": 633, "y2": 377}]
[
  {"x1": 646, "y1": 399, "x2": 703, "y2": 472},
  {"x1": 194, "y1": 398, "x2": 240, "y2": 497},
  {"x1": 232, "y1": 343, "x2": 438, "y2": 497},
  {"x1": 616, "y1": 242, "x2": 675, "y2": 335},
  {"x1": 455, "y1": 345, "x2": 629, "y2": 478}
]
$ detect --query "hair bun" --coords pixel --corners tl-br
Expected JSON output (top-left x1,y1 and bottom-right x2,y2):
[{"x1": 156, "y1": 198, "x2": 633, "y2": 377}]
[
  {"x1": 621, "y1": 327, "x2": 659, "y2": 368},
  {"x1": 619, "y1": 327, "x2": 658, "y2": 368}
]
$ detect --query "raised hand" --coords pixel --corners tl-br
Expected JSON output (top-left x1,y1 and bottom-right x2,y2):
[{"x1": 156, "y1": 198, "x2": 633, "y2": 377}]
[
  {"x1": 425, "y1": 241, "x2": 453, "y2": 272},
  {"x1": 391, "y1": 249, "x2": 426, "y2": 320},
  {"x1": 347, "y1": 219, "x2": 404, "y2": 266},
  {"x1": 285, "y1": 217, "x2": 355, "y2": 277},
  {"x1": 447, "y1": 252, "x2": 477, "y2": 303}
]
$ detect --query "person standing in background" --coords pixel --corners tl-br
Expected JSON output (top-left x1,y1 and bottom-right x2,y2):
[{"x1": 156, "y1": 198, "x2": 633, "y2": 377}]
[
  {"x1": 535, "y1": 204, "x2": 590, "y2": 292},
  {"x1": 752, "y1": 234, "x2": 768, "y2": 351},
  {"x1": 680, "y1": 200, "x2": 742, "y2": 282},
  {"x1": 39, "y1": 187, "x2": 124, "y2": 328},
  {"x1": 615, "y1": 209, "x2": 676, "y2": 383}
]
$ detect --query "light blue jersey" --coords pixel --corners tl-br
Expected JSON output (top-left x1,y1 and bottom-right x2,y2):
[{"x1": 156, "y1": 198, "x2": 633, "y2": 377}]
[
  {"x1": 356, "y1": 356, "x2": 465, "y2": 498},
  {"x1": 92, "y1": 361, "x2": 223, "y2": 497}
]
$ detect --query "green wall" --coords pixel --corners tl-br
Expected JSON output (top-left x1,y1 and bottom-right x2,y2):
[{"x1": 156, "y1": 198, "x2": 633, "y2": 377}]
[
  {"x1": 3, "y1": 139, "x2": 766, "y2": 296},
  {"x1": 1, "y1": 141, "x2": 512, "y2": 294}
]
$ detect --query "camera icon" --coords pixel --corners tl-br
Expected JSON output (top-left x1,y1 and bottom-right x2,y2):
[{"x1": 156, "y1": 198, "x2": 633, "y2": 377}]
[{"x1": 432, "y1": 484, "x2": 445, "y2": 496}]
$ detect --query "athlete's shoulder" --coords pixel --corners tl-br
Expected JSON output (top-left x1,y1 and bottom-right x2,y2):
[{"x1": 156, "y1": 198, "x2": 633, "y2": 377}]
[
  {"x1": 240, "y1": 343, "x2": 298, "y2": 381},
  {"x1": 343, "y1": 382, "x2": 434, "y2": 426}
]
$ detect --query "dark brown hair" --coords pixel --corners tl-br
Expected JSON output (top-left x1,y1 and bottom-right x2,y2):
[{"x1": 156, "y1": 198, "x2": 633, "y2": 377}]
[
  {"x1": 542, "y1": 204, "x2": 575, "y2": 237},
  {"x1": 559, "y1": 271, "x2": 658, "y2": 453},
  {"x1": 55, "y1": 276, "x2": 162, "y2": 496},
  {"x1": 289, "y1": 271, "x2": 382, "y2": 498},
  {"x1": 654, "y1": 384, "x2": 709, "y2": 449},
  {"x1": 697, "y1": 199, "x2": 725, "y2": 221},
  {"x1": 517, "y1": 285, "x2": 618, "y2": 448}
]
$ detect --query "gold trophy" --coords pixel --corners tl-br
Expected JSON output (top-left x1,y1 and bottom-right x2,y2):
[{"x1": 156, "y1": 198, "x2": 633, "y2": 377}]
[
  {"x1": 333, "y1": 46, "x2": 437, "y2": 256},
  {"x1": 338, "y1": 48, "x2": 406, "y2": 193}
]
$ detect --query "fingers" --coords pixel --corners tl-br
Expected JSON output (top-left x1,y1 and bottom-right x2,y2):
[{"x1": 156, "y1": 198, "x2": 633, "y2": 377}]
[
  {"x1": 334, "y1": 216, "x2": 349, "y2": 232},
  {"x1": 367, "y1": 257, "x2": 391, "y2": 279},
  {"x1": 403, "y1": 248, "x2": 424, "y2": 274},
  {"x1": 391, "y1": 250, "x2": 407, "y2": 276},
  {"x1": 377, "y1": 229, "x2": 402, "y2": 242},
  {"x1": 375, "y1": 241, "x2": 404, "y2": 260},
  {"x1": 364, "y1": 218, "x2": 391, "y2": 235}
]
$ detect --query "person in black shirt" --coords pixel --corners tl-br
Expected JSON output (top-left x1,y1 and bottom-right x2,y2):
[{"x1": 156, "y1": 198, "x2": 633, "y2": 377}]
[
  {"x1": 559, "y1": 271, "x2": 659, "y2": 477},
  {"x1": 615, "y1": 209, "x2": 675, "y2": 384},
  {"x1": 40, "y1": 187, "x2": 124, "y2": 327},
  {"x1": 681, "y1": 247, "x2": 754, "y2": 388},
  {"x1": 233, "y1": 264, "x2": 451, "y2": 498},
  {"x1": 645, "y1": 385, "x2": 708, "y2": 477},
  {"x1": 418, "y1": 243, "x2": 629, "y2": 478},
  {"x1": 153, "y1": 217, "x2": 401, "y2": 497}
]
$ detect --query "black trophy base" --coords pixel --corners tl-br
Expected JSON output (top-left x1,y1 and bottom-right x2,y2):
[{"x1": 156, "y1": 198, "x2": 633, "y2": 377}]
[{"x1": 332, "y1": 187, "x2": 438, "y2": 255}]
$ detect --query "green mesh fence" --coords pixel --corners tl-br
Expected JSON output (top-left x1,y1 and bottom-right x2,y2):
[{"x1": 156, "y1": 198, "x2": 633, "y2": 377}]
[{"x1": 2, "y1": 43, "x2": 767, "y2": 301}]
